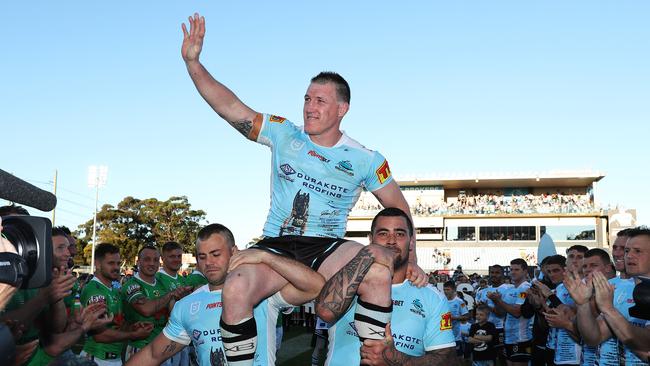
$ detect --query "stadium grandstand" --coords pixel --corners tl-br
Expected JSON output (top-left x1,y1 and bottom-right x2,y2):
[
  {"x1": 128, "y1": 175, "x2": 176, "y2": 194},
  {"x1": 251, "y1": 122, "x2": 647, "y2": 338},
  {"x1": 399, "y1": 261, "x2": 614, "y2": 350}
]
[{"x1": 345, "y1": 169, "x2": 637, "y2": 274}]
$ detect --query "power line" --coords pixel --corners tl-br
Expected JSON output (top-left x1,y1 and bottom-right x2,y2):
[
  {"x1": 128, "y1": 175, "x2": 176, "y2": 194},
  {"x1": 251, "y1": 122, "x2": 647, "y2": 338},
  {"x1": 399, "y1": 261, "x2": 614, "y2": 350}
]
[{"x1": 56, "y1": 196, "x2": 95, "y2": 210}]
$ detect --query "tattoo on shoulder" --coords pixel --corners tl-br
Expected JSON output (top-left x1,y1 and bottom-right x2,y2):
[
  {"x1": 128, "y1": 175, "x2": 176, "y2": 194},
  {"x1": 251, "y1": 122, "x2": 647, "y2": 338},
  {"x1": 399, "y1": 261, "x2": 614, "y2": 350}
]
[{"x1": 230, "y1": 119, "x2": 253, "y2": 138}]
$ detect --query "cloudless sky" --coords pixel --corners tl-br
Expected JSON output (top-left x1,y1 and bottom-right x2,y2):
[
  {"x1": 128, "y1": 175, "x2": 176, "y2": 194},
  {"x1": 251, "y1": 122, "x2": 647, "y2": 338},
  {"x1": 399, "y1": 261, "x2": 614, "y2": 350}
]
[{"x1": 2, "y1": 1, "x2": 648, "y2": 246}]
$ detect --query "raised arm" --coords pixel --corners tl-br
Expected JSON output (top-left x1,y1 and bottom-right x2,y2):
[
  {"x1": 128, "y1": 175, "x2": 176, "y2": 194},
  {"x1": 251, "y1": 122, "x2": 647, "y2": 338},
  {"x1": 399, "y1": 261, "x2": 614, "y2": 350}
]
[{"x1": 181, "y1": 13, "x2": 259, "y2": 137}]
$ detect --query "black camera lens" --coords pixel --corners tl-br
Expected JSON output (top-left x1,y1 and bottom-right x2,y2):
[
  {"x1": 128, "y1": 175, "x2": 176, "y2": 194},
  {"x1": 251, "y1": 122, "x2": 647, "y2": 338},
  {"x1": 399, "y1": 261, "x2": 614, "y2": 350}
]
[{"x1": 1, "y1": 215, "x2": 52, "y2": 289}]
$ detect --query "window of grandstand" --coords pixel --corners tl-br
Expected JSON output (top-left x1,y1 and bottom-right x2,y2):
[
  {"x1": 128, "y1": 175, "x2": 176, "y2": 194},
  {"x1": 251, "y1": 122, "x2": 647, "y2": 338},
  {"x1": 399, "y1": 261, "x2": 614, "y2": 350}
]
[
  {"x1": 418, "y1": 227, "x2": 443, "y2": 234},
  {"x1": 446, "y1": 226, "x2": 476, "y2": 241},
  {"x1": 478, "y1": 226, "x2": 536, "y2": 241},
  {"x1": 542, "y1": 225, "x2": 596, "y2": 241}
]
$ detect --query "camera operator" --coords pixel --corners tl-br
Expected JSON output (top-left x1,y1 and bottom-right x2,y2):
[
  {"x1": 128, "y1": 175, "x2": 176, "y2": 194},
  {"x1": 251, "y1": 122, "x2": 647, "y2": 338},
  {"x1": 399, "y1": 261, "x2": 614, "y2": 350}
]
[
  {"x1": 1, "y1": 207, "x2": 77, "y2": 364},
  {"x1": 566, "y1": 226, "x2": 650, "y2": 364}
]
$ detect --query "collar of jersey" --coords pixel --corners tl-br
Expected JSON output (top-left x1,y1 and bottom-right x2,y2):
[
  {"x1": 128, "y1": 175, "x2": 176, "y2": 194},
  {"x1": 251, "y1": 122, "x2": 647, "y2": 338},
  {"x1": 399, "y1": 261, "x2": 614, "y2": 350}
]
[
  {"x1": 135, "y1": 272, "x2": 157, "y2": 286},
  {"x1": 91, "y1": 276, "x2": 113, "y2": 290},
  {"x1": 158, "y1": 269, "x2": 178, "y2": 279},
  {"x1": 301, "y1": 128, "x2": 350, "y2": 149}
]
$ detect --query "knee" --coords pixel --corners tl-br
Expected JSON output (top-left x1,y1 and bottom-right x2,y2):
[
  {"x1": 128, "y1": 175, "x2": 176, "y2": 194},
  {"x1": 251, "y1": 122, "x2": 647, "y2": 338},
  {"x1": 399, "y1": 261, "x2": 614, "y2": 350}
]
[
  {"x1": 222, "y1": 268, "x2": 254, "y2": 303},
  {"x1": 362, "y1": 263, "x2": 392, "y2": 288}
]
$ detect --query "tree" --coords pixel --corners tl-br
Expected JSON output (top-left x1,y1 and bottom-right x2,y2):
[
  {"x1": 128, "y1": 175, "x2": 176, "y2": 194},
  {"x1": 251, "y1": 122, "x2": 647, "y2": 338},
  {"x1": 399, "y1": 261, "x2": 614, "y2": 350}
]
[{"x1": 76, "y1": 196, "x2": 207, "y2": 266}]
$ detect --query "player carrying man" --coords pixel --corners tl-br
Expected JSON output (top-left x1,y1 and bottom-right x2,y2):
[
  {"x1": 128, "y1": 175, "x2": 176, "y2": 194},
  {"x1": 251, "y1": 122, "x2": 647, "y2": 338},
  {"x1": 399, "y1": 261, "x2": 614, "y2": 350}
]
[{"x1": 181, "y1": 12, "x2": 425, "y2": 366}]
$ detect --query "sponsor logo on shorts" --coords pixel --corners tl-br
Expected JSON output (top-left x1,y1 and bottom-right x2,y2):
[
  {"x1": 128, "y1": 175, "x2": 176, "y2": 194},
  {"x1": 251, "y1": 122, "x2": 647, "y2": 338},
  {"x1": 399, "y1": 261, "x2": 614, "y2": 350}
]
[
  {"x1": 440, "y1": 312, "x2": 453, "y2": 330},
  {"x1": 308, "y1": 150, "x2": 330, "y2": 163},
  {"x1": 335, "y1": 160, "x2": 354, "y2": 176},
  {"x1": 375, "y1": 160, "x2": 391, "y2": 184},
  {"x1": 269, "y1": 115, "x2": 286, "y2": 123}
]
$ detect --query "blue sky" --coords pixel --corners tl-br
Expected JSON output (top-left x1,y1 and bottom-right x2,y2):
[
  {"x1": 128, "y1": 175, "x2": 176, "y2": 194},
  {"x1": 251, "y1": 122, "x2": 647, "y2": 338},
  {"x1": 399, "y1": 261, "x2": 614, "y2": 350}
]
[{"x1": 2, "y1": 1, "x2": 648, "y2": 245}]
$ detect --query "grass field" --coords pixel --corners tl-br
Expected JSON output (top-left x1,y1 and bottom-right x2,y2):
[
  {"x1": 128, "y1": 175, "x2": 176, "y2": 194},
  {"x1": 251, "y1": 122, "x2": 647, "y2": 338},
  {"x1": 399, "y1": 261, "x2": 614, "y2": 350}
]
[{"x1": 276, "y1": 326, "x2": 322, "y2": 366}]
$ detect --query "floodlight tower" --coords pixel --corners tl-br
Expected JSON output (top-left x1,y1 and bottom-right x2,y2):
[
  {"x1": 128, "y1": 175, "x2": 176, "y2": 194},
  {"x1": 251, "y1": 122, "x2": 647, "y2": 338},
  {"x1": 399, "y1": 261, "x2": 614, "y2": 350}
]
[{"x1": 88, "y1": 165, "x2": 108, "y2": 273}]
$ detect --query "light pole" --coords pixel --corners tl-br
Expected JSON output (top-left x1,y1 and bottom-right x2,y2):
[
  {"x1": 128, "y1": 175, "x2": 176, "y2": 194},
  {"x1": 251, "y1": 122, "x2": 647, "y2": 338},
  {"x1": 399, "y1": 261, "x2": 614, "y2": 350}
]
[{"x1": 88, "y1": 165, "x2": 108, "y2": 274}]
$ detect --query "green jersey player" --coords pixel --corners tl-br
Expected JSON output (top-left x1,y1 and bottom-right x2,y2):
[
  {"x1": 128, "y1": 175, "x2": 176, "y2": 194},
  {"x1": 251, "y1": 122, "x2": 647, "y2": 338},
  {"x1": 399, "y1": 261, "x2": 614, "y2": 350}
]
[{"x1": 80, "y1": 243, "x2": 152, "y2": 366}]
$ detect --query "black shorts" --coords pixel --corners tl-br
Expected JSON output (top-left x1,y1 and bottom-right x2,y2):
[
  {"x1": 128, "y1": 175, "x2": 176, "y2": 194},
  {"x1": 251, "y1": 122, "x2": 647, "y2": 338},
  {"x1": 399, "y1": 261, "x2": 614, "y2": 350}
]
[
  {"x1": 505, "y1": 341, "x2": 533, "y2": 362},
  {"x1": 250, "y1": 236, "x2": 346, "y2": 271}
]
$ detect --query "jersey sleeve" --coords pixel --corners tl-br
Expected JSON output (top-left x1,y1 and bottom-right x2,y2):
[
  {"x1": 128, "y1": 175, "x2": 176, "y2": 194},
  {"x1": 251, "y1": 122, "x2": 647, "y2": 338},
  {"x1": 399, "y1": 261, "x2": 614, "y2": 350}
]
[
  {"x1": 254, "y1": 113, "x2": 299, "y2": 147},
  {"x1": 460, "y1": 301, "x2": 469, "y2": 316},
  {"x1": 162, "y1": 299, "x2": 191, "y2": 345},
  {"x1": 514, "y1": 286, "x2": 528, "y2": 305},
  {"x1": 122, "y1": 281, "x2": 145, "y2": 304},
  {"x1": 423, "y1": 292, "x2": 457, "y2": 351},
  {"x1": 363, "y1": 152, "x2": 393, "y2": 193}
]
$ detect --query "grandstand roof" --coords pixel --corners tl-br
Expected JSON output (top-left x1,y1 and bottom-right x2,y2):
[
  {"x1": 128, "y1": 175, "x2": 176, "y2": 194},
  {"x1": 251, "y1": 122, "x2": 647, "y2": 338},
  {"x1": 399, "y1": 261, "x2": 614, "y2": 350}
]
[{"x1": 398, "y1": 170, "x2": 605, "y2": 189}]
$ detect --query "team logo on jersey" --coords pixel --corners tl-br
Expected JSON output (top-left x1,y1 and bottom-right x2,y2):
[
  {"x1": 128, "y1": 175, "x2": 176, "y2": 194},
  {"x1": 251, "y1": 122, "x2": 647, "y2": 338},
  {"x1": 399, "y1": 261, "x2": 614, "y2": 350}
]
[
  {"x1": 280, "y1": 164, "x2": 296, "y2": 175},
  {"x1": 307, "y1": 150, "x2": 330, "y2": 163},
  {"x1": 375, "y1": 160, "x2": 391, "y2": 184},
  {"x1": 335, "y1": 160, "x2": 354, "y2": 176},
  {"x1": 269, "y1": 115, "x2": 286, "y2": 123},
  {"x1": 291, "y1": 139, "x2": 305, "y2": 151},
  {"x1": 440, "y1": 312, "x2": 453, "y2": 330},
  {"x1": 190, "y1": 301, "x2": 201, "y2": 315},
  {"x1": 410, "y1": 299, "x2": 425, "y2": 318}
]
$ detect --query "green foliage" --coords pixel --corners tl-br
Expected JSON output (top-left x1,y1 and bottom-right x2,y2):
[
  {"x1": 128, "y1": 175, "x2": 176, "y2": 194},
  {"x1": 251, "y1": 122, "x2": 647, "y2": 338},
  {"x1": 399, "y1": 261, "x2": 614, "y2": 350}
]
[{"x1": 75, "y1": 196, "x2": 206, "y2": 265}]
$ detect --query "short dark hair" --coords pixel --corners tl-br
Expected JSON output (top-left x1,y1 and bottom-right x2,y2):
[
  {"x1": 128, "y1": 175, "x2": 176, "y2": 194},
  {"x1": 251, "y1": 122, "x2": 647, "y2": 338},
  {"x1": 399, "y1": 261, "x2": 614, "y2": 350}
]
[
  {"x1": 443, "y1": 280, "x2": 456, "y2": 289},
  {"x1": 138, "y1": 245, "x2": 159, "y2": 258},
  {"x1": 545, "y1": 254, "x2": 566, "y2": 267},
  {"x1": 490, "y1": 264, "x2": 504, "y2": 273},
  {"x1": 95, "y1": 243, "x2": 119, "y2": 260},
  {"x1": 196, "y1": 224, "x2": 235, "y2": 248},
  {"x1": 510, "y1": 258, "x2": 528, "y2": 270},
  {"x1": 371, "y1": 207, "x2": 414, "y2": 236},
  {"x1": 567, "y1": 245, "x2": 588, "y2": 254},
  {"x1": 626, "y1": 226, "x2": 650, "y2": 240},
  {"x1": 475, "y1": 304, "x2": 491, "y2": 314},
  {"x1": 617, "y1": 228, "x2": 634, "y2": 238},
  {"x1": 162, "y1": 241, "x2": 183, "y2": 253},
  {"x1": 584, "y1": 248, "x2": 612, "y2": 265},
  {"x1": 55, "y1": 226, "x2": 72, "y2": 236},
  {"x1": 311, "y1": 71, "x2": 351, "y2": 104},
  {"x1": 0, "y1": 204, "x2": 29, "y2": 216},
  {"x1": 52, "y1": 226, "x2": 68, "y2": 238}
]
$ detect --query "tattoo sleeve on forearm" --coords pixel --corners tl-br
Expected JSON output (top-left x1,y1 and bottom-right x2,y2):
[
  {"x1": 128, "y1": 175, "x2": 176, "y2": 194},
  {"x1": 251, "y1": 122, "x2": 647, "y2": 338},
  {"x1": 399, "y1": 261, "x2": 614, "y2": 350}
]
[
  {"x1": 382, "y1": 347, "x2": 455, "y2": 366},
  {"x1": 162, "y1": 341, "x2": 179, "y2": 355},
  {"x1": 230, "y1": 119, "x2": 253, "y2": 138},
  {"x1": 315, "y1": 247, "x2": 374, "y2": 320}
]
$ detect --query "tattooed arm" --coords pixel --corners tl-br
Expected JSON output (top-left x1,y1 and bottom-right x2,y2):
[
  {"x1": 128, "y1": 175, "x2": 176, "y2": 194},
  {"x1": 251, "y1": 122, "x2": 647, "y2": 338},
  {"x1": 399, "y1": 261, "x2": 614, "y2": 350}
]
[
  {"x1": 124, "y1": 333, "x2": 185, "y2": 366},
  {"x1": 315, "y1": 245, "x2": 392, "y2": 323},
  {"x1": 182, "y1": 14, "x2": 258, "y2": 135},
  {"x1": 361, "y1": 341, "x2": 456, "y2": 366}
]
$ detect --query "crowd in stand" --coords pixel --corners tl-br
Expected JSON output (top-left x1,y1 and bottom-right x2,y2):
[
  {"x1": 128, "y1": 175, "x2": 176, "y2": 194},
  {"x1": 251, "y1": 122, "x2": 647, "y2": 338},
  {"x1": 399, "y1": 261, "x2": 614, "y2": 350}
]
[{"x1": 355, "y1": 192, "x2": 595, "y2": 216}]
